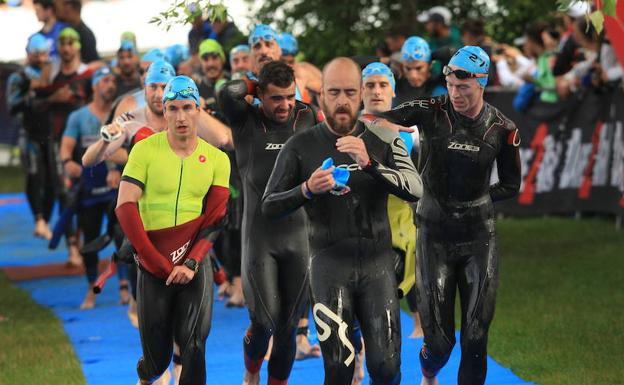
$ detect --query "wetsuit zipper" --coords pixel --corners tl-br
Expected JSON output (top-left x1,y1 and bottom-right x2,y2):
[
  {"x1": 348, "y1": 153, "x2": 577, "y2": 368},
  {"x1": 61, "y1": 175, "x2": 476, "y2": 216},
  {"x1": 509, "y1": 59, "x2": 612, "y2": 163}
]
[{"x1": 174, "y1": 159, "x2": 183, "y2": 225}]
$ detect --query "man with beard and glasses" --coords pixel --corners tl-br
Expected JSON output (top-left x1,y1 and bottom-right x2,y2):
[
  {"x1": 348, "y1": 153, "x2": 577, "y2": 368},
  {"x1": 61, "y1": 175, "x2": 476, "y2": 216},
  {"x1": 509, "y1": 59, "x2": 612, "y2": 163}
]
[
  {"x1": 262, "y1": 57, "x2": 422, "y2": 385},
  {"x1": 114, "y1": 40, "x2": 141, "y2": 98},
  {"x1": 363, "y1": 46, "x2": 521, "y2": 385},
  {"x1": 59, "y1": 66, "x2": 119, "y2": 309},
  {"x1": 218, "y1": 60, "x2": 323, "y2": 385}
]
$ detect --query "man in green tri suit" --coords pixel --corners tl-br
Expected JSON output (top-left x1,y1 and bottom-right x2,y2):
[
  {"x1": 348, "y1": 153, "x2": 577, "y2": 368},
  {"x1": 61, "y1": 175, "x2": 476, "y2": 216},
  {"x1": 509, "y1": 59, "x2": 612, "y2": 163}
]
[{"x1": 115, "y1": 75, "x2": 230, "y2": 385}]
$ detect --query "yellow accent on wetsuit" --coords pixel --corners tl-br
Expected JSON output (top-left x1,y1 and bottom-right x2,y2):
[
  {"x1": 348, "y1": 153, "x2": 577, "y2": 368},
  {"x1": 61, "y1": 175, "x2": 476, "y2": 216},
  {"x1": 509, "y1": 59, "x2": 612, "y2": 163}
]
[
  {"x1": 387, "y1": 194, "x2": 417, "y2": 294},
  {"x1": 122, "y1": 131, "x2": 230, "y2": 231}
]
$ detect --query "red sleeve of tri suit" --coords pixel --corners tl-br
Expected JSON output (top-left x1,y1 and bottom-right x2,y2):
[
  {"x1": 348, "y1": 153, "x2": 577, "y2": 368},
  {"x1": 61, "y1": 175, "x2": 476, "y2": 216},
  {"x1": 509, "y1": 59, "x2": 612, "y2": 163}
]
[{"x1": 186, "y1": 185, "x2": 230, "y2": 264}]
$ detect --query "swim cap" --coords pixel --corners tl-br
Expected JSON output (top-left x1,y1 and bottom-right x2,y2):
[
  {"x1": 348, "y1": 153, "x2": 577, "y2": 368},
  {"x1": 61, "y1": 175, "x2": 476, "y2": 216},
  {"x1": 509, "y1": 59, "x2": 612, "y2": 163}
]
[
  {"x1": 399, "y1": 132, "x2": 414, "y2": 154},
  {"x1": 362, "y1": 62, "x2": 396, "y2": 92},
  {"x1": 401, "y1": 36, "x2": 431, "y2": 63},
  {"x1": 141, "y1": 48, "x2": 168, "y2": 64},
  {"x1": 118, "y1": 39, "x2": 137, "y2": 54},
  {"x1": 248, "y1": 24, "x2": 279, "y2": 46},
  {"x1": 91, "y1": 66, "x2": 113, "y2": 87},
  {"x1": 144, "y1": 60, "x2": 176, "y2": 86},
  {"x1": 162, "y1": 75, "x2": 200, "y2": 106},
  {"x1": 448, "y1": 45, "x2": 490, "y2": 87},
  {"x1": 277, "y1": 33, "x2": 298, "y2": 56},
  {"x1": 229, "y1": 44, "x2": 250, "y2": 61},
  {"x1": 58, "y1": 27, "x2": 81, "y2": 49},
  {"x1": 198, "y1": 39, "x2": 225, "y2": 61},
  {"x1": 27, "y1": 33, "x2": 50, "y2": 53},
  {"x1": 166, "y1": 44, "x2": 190, "y2": 67}
]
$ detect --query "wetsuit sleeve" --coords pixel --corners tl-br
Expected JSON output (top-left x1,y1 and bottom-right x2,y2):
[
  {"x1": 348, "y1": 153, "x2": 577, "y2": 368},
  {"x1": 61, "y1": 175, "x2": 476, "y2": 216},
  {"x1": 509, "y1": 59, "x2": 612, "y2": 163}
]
[
  {"x1": 490, "y1": 125, "x2": 521, "y2": 202},
  {"x1": 261, "y1": 140, "x2": 308, "y2": 219},
  {"x1": 6, "y1": 72, "x2": 28, "y2": 115},
  {"x1": 121, "y1": 139, "x2": 150, "y2": 190},
  {"x1": 186, "y1": 150, "x2": 231, "y2": 264},
  {"x1": 378, "y1": 97, "x2": 434, "y2": 128},
  {"x1": 217, "y1": 79, "x2": 253, "y2": 127},
  {"x1": 363, "y1": 123, "x2": 423, "y2": 202}
]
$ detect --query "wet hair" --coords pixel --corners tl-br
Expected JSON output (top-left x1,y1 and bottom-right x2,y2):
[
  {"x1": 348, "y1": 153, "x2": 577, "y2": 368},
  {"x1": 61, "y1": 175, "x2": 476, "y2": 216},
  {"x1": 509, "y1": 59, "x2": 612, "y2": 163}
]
[
  {"x1": 33, "y1": 0, "x2": 54, "y2": 9},
  {"x1": 257, "y1": 60, "x2": 295, "y2": 92}
]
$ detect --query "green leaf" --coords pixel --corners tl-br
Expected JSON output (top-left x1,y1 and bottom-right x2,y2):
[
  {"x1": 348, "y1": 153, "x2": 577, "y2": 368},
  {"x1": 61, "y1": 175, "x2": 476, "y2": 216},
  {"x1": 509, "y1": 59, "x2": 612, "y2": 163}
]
[
  {"x1": 602, "y1": 0, "x2": 616, "y2": 17},
  {"x1": 589, "y1": 10, "x2": 604, "y2": 34}
]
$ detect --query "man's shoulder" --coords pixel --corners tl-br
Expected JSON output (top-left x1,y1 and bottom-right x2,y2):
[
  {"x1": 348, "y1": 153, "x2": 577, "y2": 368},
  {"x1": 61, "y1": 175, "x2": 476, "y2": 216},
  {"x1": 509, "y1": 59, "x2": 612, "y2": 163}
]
[{"x1": 486, "y1": 103, "x2": 516, "y2": 131}]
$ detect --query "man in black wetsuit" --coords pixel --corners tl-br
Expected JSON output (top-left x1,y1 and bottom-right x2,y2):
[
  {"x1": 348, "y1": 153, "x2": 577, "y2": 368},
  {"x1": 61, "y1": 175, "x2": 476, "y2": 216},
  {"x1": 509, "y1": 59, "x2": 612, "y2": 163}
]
[
  {"x1": 262, "y1": 57, "x2": 422, "y2": 385},
  {"x1": 366, "y1": 46, "x2": 521, "y2": 385},
  {"x1": 218, "y1": 60, "x2": 322, "y2": 385}
]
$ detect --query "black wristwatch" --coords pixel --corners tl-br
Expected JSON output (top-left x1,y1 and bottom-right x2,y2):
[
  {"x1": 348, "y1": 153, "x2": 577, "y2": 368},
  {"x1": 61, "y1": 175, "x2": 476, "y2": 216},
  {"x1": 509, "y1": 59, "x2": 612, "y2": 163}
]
[{"x1": 183, "y1": 258, "x2": 199, "y2": 273}]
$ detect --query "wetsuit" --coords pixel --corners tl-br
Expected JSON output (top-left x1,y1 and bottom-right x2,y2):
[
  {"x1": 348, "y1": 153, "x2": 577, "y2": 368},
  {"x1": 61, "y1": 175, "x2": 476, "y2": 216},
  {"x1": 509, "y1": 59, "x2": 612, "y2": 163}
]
[
  {"x1": 6, "y1": 66, "x2": 56, "y2": 223},
  {"x1": 262, "y1": 121, "x2": 422, "y2": 385},
  {"x1": 380, "y1": 95, "x2": 521, "y2": 385},
  {"x1": 63, "y1": 106, "x2": 118, "y2": 284},
  {"x1": 118, "y1": 131, "x2": 230, "y2": 385},
  {"x1": 218, "y1": 79, "x2": 321, "y2": 382}
]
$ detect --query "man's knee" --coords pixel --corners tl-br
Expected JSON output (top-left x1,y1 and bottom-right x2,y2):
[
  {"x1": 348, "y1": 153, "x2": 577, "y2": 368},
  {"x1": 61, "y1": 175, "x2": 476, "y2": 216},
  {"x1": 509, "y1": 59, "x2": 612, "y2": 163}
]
[{"x1": 369, "y1": 359, "x2": 401, "y2": 385}]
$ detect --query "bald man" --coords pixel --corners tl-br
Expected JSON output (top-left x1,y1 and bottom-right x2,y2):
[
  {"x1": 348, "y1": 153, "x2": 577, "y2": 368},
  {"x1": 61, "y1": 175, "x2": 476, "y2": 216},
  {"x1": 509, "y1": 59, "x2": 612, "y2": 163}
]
[{"x1": 262, "y1": 57, "x2": 422, "y2": 385}]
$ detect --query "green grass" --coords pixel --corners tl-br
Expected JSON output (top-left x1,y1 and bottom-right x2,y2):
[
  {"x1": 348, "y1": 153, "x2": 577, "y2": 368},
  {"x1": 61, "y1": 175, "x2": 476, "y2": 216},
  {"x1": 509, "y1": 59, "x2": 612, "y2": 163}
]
[
  {"x1": 0, "y1": 272, "x2": 85, "y2": 385},
  {"x1": 0, "y1": 166, "x2": 24, "y2": 193},
  {"x1": 491, "y1": 217, "x2": 624, "y2": 385}
]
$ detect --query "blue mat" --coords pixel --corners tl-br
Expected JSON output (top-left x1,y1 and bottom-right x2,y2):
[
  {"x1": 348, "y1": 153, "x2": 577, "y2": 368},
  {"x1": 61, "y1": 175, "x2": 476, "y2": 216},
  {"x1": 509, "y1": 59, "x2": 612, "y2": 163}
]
[{"x1": 4, "y1": 193, "x2": 537, "y2": 384}]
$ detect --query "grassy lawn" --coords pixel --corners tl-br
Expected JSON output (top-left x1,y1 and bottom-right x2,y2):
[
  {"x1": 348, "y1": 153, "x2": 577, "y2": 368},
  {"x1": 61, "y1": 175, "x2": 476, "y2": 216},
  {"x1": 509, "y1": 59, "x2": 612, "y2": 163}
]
[
  {"x1": 491, "y1": 217, "x2": 624, "y2": 385},
  {"x1": 0, "y1": 166, "x2": 24, "y2": 193},
  {"x1": 0, "y1": 272, "x2": 85, "y2": 385}
]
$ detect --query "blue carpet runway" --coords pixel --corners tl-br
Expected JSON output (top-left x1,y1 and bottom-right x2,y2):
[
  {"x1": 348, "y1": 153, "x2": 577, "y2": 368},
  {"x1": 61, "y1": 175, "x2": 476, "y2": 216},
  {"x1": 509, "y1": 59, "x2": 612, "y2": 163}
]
[{"x1": 1, "y1": 193, "x2": 537, "y2": 384}]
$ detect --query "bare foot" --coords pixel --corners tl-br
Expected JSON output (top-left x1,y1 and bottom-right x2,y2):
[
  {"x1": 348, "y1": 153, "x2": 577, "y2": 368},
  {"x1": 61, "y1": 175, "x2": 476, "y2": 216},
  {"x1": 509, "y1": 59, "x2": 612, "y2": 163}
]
[
  {"x1": 420, "y1": 376, "x2": 439, "y2": 385},
  {"x1": 80, "y1": 285, "x2": 96, "y2": 309},
  {"x1": 264, "y1": 336, "x2": 273, "y2": 361},
  {"x1": 243, "y1": 369, "x2": 260, "y2": 385},
  {"x1": 127, "y1": 297, "x2": 139, "y2": 328},
  {"x1": 351, "y1": 340, "x2": 365, "y2": 385},
  {"x1": 154, "y1": 368, "x2": 171, "y2": 385},
  {"x1": 66, "y1": 244, "x2": 83, "y2": 268},
  {"x1": 409, "y1": 312, "x2": 424, "y2": 338},
  {"x1": 34, "y1": 218, "x2": 52, "y2": 240},
  {"x1": 226, "y1": 277, "x2": 245, "y2": 308},
  {"x1": 119, "y1": 281, "x2": 131, "y2": 305},
  {"x1": 173, "y1": 363, "x2": 182, "y2": 385},
  {"x1": 217, "y1": 281, "x2": 231, "y2": 300},
  {"x1": 295, "y1": 334, "x2": 321, "y2": 360}
]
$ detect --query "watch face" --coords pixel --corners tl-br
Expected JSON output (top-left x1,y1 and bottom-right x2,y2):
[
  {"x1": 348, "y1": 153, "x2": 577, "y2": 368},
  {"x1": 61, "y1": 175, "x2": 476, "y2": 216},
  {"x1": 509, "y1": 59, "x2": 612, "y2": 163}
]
[{"x1": 185, "y1": 259, "x2": 197, "y2": 271}]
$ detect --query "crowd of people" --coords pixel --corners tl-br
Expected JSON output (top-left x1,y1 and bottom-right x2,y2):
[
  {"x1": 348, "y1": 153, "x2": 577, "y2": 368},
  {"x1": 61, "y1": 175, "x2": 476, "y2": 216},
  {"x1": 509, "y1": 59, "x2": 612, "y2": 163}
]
[{"x1": 5, "y1": 1, "x2": 622, "y2": 385}]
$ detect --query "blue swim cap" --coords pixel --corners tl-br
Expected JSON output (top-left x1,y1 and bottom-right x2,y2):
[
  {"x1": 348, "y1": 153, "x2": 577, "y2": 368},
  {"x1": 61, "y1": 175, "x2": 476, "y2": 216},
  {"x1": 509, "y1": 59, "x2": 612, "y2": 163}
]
[
  {"x1": 362, "y1": 62, "x2": 396, "y2": 92},
  {"x1": 27, "y1": 33, "x2": 50, "y2": 53},
  {"x1": 249, "y1": 24, "x2": 279, "y2": 46},
  {"x1": 401, "y1": 36, "x2": 431, "y2": 63},
  {"x1": 448, "y1": 46, "x2": 490, "y2": 87},
  {"x1": 277, "y1": 33, "x2": 298, "y2": 56},
  {"x1": 163, "y1": 75, "x2": 200, "y2": 106},
  {"x1": 144, "y1": 60, "x2": 176, "y2": 86},
  {"x1": 92, "y1": 66, "x2": 113, "y2": 87},
  {"x1": 320, "y1": 158, "x2": 350, "y2": 188},
  {"x1": 399, "y1": 132, "x2": 414, "y2": 154},
  {"x1": 141, "y1": 48, "x2": 169, "y2": 64},
  {"x1": 229, "y1": 44, "x2": 250, "y2": 61},
  {"x1": 118, "y1": 39, "x2": 137, "y2": 54},
  {"x1": 166, "y1": 44, "x2": 190, "y2": 67}
]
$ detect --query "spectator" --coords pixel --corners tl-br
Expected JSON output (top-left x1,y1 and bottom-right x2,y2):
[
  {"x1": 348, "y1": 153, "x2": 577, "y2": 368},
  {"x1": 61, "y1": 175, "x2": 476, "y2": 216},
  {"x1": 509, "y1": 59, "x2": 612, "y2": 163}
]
[
  {"x1": 53, "y1": 0, "x2": 100, "y2": 63},
  {"x1": 384, "y1": 24, "x2": 411, "y2": 54},
  {"x1": 494, "y1": 43, "x2": 536, "y2": 89},
  {"x1": 418, "y1": 6, "x2": 463, "y2": 51},
  {"x1": 523, "y1": 21, "x2": 559, "y2": 103},
  {"x1": 33, "y1": 0, "x2": 66, "y2": 60},
  {"x1": 553, "y1": 0, "x2": 589, "y2": 76},
  {"x1": 210, "y1": 18, "x2": 246, "y2": 56}
]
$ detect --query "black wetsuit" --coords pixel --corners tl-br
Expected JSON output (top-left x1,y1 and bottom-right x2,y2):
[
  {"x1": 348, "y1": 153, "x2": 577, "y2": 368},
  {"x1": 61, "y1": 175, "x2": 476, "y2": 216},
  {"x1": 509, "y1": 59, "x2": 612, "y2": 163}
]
[
  {"x1": 262, "y1": 122, "x2": 422, "y2": 385},
  {"x1": 381, "y1": 95, "x2": 521, "y2": 385},
  {"x1": 218, "y1": 80, "x2": 321, "y2": 381}
]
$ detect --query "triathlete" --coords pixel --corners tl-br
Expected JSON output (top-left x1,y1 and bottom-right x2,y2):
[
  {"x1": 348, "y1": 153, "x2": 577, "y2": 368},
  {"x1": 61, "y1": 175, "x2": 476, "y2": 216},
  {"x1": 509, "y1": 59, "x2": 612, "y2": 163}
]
[
  {"x1": 115, "y1": 75, "x2": 230, "y2": 385},
  {"x1": 262, "y1": 57, "x2": 422, "y2": 385},
  {"x1": 218, "y1": 60, "x2": 322, "y2": 385},
  {"x1": 366, "y1": 46, "x2": 521, "y2": 385}
]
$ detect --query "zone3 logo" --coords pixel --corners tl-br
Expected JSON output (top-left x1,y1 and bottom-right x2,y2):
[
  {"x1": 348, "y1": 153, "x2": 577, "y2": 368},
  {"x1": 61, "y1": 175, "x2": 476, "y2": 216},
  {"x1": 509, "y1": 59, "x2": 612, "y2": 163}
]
[
  {"x1": 265, "y1": 143, "x2": 284, "y2": 150},
  {"x1": 170, "y1": 240, "x2": 191, "y2": 264},
  {"x1": 448, "y1": 141, "x2": 480, "y2": 152}
]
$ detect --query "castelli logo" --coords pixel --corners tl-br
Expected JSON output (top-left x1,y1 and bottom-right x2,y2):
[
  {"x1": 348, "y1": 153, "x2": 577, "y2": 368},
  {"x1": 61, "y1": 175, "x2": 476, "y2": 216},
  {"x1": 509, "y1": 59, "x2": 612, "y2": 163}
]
[{"x1": 199, "y1": 155, "x2": 206, "y2": 163}]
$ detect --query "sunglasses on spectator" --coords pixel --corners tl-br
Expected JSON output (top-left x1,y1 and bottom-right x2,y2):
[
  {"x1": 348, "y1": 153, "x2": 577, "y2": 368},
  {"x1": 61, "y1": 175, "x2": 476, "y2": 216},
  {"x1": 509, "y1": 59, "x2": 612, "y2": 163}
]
[{"x1": 442, "y1": 65, "x2": 488, "y2": 80}]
